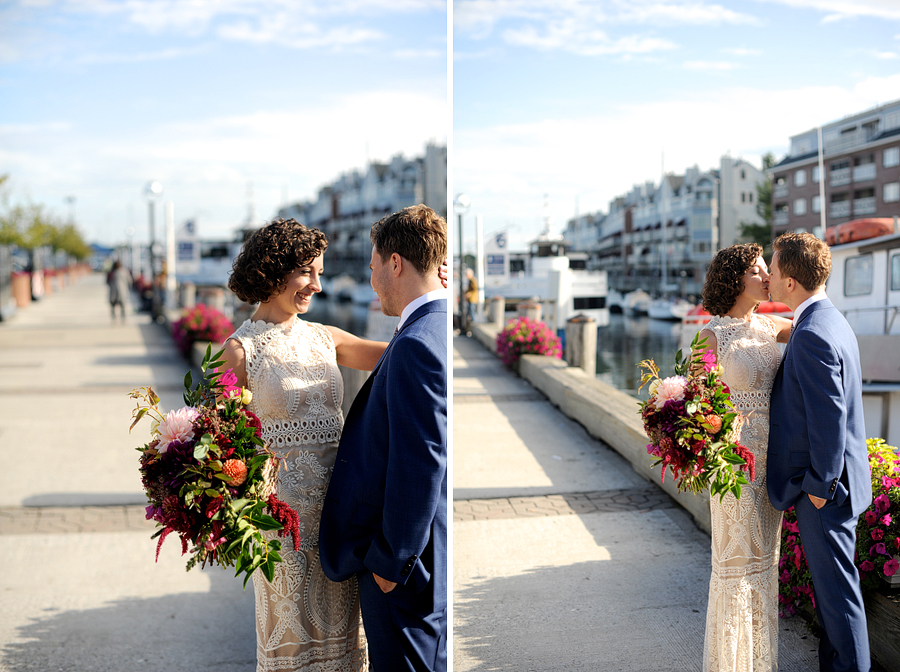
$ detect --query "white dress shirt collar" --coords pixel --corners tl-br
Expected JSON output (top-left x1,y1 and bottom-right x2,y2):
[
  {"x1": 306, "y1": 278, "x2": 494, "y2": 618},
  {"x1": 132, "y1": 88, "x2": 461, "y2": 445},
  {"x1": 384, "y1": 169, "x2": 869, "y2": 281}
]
[
  {"x1": 792, "y1": 291, "x2": 828, "y2": 325},
  {"x1": 397, "y1": 289, "x2": 445, "y2": 332}
]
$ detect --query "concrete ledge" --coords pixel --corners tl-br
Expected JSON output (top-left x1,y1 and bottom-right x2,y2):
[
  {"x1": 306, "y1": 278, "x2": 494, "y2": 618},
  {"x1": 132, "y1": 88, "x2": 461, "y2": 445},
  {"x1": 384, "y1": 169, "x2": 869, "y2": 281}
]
[{"x1": 518, "y1": 353, "x2": 712, "y2": 533}]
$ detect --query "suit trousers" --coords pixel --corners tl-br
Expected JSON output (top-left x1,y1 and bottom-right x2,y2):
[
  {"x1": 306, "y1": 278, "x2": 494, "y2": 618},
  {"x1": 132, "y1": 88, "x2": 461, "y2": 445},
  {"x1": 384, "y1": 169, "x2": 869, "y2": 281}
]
[
  {"x1": 795, "y1": 494, "x2": 871, "y2": 672},
  {"x1": 358, "y1": 570, "x2": 447, "y2": 672}
]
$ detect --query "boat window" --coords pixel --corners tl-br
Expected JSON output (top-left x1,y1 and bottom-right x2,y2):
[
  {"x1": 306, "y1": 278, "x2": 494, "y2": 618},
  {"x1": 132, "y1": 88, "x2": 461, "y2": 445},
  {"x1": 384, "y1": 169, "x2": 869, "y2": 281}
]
[
  {"x1": 844, "y1": 254, "x2": 874, "y2": 297},
  {"x1": 892, "y1": 253, "x2": 900, "y2": 292}
]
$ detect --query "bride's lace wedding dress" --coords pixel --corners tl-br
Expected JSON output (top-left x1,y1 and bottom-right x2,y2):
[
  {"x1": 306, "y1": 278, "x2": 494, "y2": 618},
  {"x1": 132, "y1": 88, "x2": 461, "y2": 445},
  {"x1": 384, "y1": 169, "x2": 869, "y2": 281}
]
[
  {"x1": 228, "y1": 318, "x2": 367, "y2": 672},
  {"x1": 702, "y1": 314, "x2": 783, "y2": 672}
]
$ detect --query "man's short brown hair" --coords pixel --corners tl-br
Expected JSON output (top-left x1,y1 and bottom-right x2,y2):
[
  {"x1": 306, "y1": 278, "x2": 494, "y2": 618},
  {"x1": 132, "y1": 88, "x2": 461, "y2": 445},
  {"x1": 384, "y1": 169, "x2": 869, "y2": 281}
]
[
  {"x1": 773, "y1": 232, "x2": 831, "y2": 291},
  {"x1": 370, "y1": 204, "x2": 447, "y2": 275}
]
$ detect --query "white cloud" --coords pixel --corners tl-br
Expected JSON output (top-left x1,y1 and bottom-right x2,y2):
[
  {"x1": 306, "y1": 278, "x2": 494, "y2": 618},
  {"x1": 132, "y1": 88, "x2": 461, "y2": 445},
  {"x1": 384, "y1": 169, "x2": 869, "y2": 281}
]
[
  {"x1": 724, "y1": 47, "x2": 762, "y2": 56},
  {"x1": 455, "y1": 0, "x2": 763, "y2": 40},
  {"x1": 683, "y1": 60, "x2": 739, "y2": 70},
  {"x1": 876, "y1": 51, "x2": 899, "y2": 59},
  {"x1": 0, "y1": 89, "x2": 446, "y2": 243},
  {"x1": 502, "y1": 22, "x2": 677, "y2": 55},
  {"x1": 454, "y1": 74, "x2": 900, "y2": 248},
  {"x1": 755, "y1": 0, "x2": 900, "y2": 21}
]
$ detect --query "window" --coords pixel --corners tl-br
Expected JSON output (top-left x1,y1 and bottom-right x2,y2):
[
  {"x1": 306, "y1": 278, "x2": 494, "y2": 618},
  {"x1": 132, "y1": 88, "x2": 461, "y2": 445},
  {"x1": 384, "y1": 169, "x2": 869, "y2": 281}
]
[
  {"x1": 749, "y1": 192, "x2": 754, "y2": 203},
  {"x1": 794, "y1": 170, "x2": 806, "y2": 187},
  {"x1": 885, "y1": 147, "x2": 900, "y2": 168},
  {"x1": 812, "y1": 165, "x2": 820, "y2": 183},
  {"x1": 741, "y1": 169, "x2": 746, "y2": 179},
  {"x1": 741, "y1": 192, "x2": 746, "y2": 203},
  {"x1": 845, "y1": 254, "x2": 874, "y2": 297},
  {"x1": 885, "y1": 182, "x2": 900, "y2": 203},
  {"x1": 812, "y1": 195, "x2": 821, "y2": 213},
  {"x1": 794, "y1": 198, "x2": 807, "y2": 215},
  {"x1": 892, "y1": 254, "x2": 900, "y2": 292}
]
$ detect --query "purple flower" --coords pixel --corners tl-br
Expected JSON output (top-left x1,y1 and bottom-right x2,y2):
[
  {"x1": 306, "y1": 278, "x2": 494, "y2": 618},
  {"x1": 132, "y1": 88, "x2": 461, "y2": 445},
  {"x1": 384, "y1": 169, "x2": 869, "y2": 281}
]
[
  {"x1": 860, "y1": 559, "x2": 875, "y2": 572},
  {"x1": 865, "y1": 510, "x2": 877, "y2": 525},
  {"x1": 875, "y1": 494, "x2": 891, "y2": 513},
  {"x1": 874, "y1": 542, "x2": 888, "y2": 556}
]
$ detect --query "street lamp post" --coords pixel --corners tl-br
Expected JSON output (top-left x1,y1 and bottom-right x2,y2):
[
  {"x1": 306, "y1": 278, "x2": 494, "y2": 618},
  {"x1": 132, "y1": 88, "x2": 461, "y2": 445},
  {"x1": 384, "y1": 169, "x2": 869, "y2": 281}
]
[
  {"x1": 453, "y1": 193, "x2": 470, "y2": 333},
  {"x1": 145, "y1": 181, "x2": 163, "y2": 319}
]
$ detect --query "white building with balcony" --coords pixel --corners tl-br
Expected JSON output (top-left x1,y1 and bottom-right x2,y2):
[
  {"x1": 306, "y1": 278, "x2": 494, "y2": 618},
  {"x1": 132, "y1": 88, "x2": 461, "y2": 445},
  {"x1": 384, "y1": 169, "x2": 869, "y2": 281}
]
[{"x1": 277, "y1": 143, "x2": 447, "y2": 281}]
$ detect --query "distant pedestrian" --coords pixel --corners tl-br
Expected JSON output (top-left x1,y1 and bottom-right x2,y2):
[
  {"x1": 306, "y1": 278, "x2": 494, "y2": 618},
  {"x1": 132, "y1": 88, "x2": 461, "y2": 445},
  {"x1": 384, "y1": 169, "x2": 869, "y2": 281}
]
[
  {"x1": 107, "y1": 261, "x2": 132, "y2": 323},
  {"x1": 464, "y1": 267, "x2": 478, "y2": 324}
]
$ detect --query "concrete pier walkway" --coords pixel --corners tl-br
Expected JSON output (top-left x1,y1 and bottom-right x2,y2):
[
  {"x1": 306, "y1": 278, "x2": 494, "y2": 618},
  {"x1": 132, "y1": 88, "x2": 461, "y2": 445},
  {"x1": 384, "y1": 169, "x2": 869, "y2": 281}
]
[
  {"x1": 0, "y1": 273, "x2": 256, "y2": 672},
  {"x1": 452, "y1": 334, "x2": 821, "y2": 672}
]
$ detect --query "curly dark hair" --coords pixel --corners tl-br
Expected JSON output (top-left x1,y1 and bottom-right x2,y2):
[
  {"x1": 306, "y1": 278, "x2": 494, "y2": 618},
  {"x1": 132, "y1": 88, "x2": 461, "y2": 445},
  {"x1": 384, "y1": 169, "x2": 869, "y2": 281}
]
[
  {"x1": 228, "y1": 218, "x2": 328, "y2": 304},
  {"x1": 701, "y1": 243, "x2": 764, "y2": 316}
]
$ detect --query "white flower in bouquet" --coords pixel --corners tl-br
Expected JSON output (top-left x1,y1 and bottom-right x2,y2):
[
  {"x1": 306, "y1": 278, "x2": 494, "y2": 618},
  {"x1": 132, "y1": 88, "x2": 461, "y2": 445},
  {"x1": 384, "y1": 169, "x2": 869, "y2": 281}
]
[{"x1": 157, "y1": 406, "x2": 199, "y2": 453}]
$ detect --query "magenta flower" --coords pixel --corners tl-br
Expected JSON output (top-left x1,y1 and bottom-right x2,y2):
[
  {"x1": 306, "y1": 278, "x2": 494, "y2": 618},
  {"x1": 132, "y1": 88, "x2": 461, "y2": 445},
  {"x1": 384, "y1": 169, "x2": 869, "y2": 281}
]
[
  {"x1": 860, "y1": 559, "x2": 875, "y2": 572},
  {"x1": 875, "y1": 494, "x2": 891, "y2": 513},
  {"x1": 882, "y1": 514, "x2": 893, "y2": 527},
  {"x1": 701, "y1": 349, "x2": 716, "y2": 373},
  {"x1": 874, "y1": 542, "x2": 888, "y2": 556},
  {"x1": 865, "y1": 510, "x2": 877, "y2": 525},
  {"x1": 885, "y1": 558, "x2": 900, "y2": 577},
  {"x1": 871, "y1": 528, "x2": 884, "y2": 541}
]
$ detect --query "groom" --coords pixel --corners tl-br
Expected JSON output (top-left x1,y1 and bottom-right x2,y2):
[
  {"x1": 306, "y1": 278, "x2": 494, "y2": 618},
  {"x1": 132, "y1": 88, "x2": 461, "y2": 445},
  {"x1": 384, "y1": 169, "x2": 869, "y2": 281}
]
[
  {"x1": 319, "y1": 205, "x2": 447, "y2": 672},
  {"x1": 767, "y1": 232, "x2": 872, "y2": 672}
]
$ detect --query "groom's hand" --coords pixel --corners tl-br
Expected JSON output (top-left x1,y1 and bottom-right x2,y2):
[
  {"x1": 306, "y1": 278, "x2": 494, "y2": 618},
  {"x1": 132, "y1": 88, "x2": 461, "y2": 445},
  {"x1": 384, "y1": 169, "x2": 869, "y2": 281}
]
[
  {"x1": 808, "y1": 493, "x2": 827, "y2": 509},
  {"x1": 373, "y1": 572, "x2": 397, "y2": 594}
]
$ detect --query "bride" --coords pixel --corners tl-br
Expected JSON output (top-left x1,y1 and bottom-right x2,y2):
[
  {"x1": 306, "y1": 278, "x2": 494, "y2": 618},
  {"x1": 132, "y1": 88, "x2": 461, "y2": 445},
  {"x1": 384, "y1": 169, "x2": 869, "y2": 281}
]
[
  {"x1": 222, "y1": 218, "x2": 388, "y2": 671},
  {"x1": 696, "y1": 243, "x2": 792, "y2": 672}
]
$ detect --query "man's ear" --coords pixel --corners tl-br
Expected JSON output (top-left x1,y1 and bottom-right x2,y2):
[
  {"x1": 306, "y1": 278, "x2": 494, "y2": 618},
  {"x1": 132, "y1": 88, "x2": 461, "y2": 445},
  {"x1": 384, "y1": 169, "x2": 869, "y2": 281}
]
[{"x1": 390, "y1": 252, "x2": 403, "y2": 277}]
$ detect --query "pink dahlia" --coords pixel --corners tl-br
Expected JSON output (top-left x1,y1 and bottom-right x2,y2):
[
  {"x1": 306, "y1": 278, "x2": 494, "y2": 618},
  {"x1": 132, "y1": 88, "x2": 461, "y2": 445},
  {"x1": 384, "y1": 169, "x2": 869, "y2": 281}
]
[
  {"x1": 157, "y1": 407, "x2": 199, "y2": 453},
  {"x1": 653, "y1": 376, "x2": 687, "y2": 410}
]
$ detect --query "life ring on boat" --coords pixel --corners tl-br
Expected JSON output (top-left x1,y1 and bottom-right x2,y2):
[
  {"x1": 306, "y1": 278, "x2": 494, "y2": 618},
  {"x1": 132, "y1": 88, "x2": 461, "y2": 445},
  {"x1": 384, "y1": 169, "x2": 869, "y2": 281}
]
[{"x1": 825, "y1": 218, "x2": 894, "y2": 245}]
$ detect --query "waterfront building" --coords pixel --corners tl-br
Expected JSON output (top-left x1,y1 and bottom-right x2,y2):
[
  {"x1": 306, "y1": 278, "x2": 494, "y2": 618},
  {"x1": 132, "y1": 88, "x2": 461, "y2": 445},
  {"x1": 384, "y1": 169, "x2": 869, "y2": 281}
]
[
  {"x1": 277, "y1": 142, "x2": 447, "y2": 281},
  {"x1": 769, "y1": 99, "x2": 900, "y2": 237},
  {"x1": 566, "y1": 155, "x2": 766, "y2": 297}
]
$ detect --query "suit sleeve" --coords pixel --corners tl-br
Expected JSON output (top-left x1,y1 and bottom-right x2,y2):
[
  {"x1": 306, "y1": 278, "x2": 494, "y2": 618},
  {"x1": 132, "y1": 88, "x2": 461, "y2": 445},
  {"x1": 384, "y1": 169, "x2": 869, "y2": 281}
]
[
  {"x1": 793, "y1": 329, "x2": 848, "y2": 500},
  {"x1": 363, "y1": 334, "x2": 447, "y2": 585}
]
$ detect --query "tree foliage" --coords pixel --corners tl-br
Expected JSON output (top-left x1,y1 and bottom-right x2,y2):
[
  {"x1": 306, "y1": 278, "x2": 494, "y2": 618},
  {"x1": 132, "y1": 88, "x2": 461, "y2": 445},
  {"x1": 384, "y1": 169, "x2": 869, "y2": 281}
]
[
  {"x1": 0, "y1": 175, "x2": 91, "y2": 259},
  {"x1": 740, "y1": 152, "x2": 775, "y2": 257}
]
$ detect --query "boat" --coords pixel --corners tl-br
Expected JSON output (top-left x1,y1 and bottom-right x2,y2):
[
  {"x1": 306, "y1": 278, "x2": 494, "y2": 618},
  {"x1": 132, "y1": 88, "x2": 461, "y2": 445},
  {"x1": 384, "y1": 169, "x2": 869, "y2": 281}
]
[
  {"x1": 648, "y1": 297, "x2": 695, "y2": 321},
  {"x1": 826, "y1": 218, "x2": 900, "y2": 446},
  {"x1": 486, "y1": 236, "x2": 609, "y2": 332},
  {"x1": 825, "y1": 218, "x2": 894, "y2": 246},
  {"x1": 680, "y1": 301, "x2": 793, "y2": 350},
  {"x1": 624, "y1": 289, "x2": 650, "y2": 316}
]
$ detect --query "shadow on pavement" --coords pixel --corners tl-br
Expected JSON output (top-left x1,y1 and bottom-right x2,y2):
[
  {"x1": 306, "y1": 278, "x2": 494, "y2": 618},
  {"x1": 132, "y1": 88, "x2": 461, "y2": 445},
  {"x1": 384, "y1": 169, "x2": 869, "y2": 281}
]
[{"x1": 1, "y1": 569, "x2": 256, "y2": 672}]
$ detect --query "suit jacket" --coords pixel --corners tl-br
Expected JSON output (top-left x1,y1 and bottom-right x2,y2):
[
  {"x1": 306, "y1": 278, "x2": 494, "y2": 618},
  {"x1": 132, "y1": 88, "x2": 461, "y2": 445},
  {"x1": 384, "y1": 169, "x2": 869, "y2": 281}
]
[
  {"x1": 767, "y1": 298, "x2": 872, "y2": 516},
  {"x1": 319, "y1": 298, "x2": 447, "y2": 613}
]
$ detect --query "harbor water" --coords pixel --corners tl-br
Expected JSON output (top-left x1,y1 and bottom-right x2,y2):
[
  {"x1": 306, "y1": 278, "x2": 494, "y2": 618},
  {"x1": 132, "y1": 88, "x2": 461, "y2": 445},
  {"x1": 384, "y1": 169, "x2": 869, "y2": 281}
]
[{"x1": 595, "y1": 314, "x2": 684, "y2": 400}]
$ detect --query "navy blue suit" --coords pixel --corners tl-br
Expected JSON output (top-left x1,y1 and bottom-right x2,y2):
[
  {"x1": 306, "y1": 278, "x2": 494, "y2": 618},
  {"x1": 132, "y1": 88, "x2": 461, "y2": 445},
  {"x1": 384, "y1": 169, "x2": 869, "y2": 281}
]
[
  {"x1": 319, "y1": 298, "x2": 447, "y2": 672},
  {"x1": 767, "y1": 298, "x2": 872, "y2": 672}
]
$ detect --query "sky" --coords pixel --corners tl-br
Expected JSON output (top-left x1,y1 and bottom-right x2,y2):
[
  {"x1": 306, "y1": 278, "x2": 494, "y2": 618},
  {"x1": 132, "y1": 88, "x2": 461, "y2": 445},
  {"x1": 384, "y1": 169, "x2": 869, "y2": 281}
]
[
  {"x1": 0, "y1": 0, "x2": 448, "y2": 246},
  {"x1": 453, "y1": 0, "x2": 900, "y2": 251}
]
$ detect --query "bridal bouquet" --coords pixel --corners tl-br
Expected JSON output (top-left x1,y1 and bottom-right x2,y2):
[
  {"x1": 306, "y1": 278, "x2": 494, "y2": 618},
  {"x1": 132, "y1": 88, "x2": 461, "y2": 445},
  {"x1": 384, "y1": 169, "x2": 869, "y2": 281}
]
[
  {"x1": 637, "y1": 332, "x2": 755, "y2": 499},
  {"x1": 129, "y1": 346, "x2": 299, "y2": 586}
]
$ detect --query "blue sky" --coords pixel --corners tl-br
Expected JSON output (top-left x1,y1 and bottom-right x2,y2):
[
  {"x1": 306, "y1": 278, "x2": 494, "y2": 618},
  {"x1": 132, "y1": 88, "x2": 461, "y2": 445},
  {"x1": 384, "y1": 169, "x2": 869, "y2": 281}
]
[
  {"x1": 0, "y1": 0, "x2": 447, "y2": 245},
  {"x1": 453, "y1": 0, "x2": 900, "y2": 250}
]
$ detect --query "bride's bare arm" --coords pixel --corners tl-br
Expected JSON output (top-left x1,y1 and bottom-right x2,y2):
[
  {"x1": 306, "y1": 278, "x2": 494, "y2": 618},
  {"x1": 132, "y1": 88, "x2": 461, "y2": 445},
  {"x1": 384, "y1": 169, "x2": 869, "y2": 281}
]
[
  {"x1": 220, "y1": 338, "x2": 249, "y2": 389},
  {"x1": 691, "y1": 328, "x2": 718, "y2": 373},
  {"x1": 326, "y1": 326, "x2": 388, "y2": 371},
  {"x1": 768, "y1": 315, "x2": 793, "y2": 343}
]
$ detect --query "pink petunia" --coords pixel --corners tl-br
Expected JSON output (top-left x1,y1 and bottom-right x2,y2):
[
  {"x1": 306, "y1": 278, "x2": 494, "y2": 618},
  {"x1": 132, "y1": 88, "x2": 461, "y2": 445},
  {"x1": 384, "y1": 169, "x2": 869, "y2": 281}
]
[
  {"x1": 860, "y1": 559, "x2": 875, "y2": 572},
  {"x1": 865, "y1": 510, "x2": 877, "y2": 525},
  {"x1": 882, "y1": 514, "x2": 893, "y2": 527},
  {"x1": 874, "y1": 542, "x2": 888, "y2": 556},
  {"x1": 885, "y1": 558, "x2": 900, "y2": 577},
  {"x1": 871, "y1": 528, "x2": 885, "y2": 541},
  {"x1": 875, "y1": 494, "x2": 891, "y2": 513}
]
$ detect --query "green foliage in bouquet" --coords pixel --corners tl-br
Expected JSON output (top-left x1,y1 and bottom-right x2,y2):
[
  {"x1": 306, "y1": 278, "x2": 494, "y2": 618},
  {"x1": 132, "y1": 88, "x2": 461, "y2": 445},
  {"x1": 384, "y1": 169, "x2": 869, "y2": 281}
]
[
  {"x1": 638, "y1": 332, "x2": 755, "y2": 500},
  {"x1": 130, "y1": 345, "x2": 299, "y2": 587}
]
